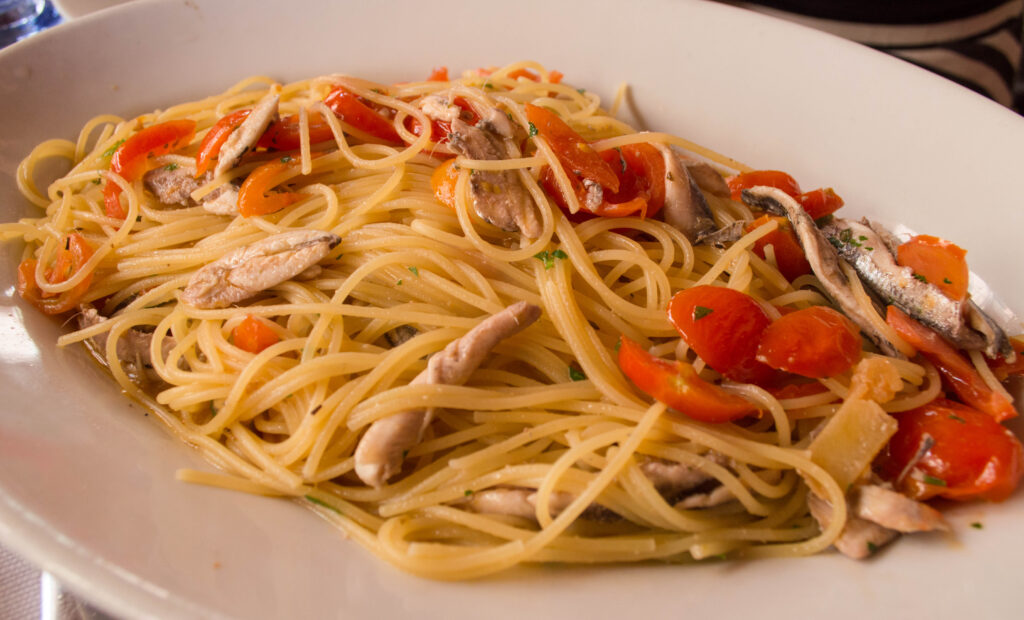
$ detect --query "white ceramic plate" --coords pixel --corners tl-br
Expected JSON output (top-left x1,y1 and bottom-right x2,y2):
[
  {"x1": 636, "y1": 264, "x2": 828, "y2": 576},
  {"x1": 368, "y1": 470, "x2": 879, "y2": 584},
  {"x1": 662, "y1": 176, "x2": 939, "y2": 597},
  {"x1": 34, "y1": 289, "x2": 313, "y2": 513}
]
[
  {"x1": 51, "y1": 0, "x2": 132, "y2": 18},
  {"x1": 1, "y1": 1, "x2": 1022, "y2": 618}
]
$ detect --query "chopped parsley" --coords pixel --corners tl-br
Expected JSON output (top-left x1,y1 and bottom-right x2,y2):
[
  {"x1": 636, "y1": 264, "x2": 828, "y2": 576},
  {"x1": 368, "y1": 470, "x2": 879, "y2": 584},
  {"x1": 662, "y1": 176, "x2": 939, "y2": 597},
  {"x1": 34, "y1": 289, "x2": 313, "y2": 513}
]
[
  {"x1": 396, "y1": 279, "x2": 403, "y2": 286},
  {"x1": 305, "y1": 495, "x2": 342, "y2": 514},
  {"x1": 693, "y1": 306, "x2": 714, "y2": 320},
  {"x1": 464, "y1": 489, "x2": 474, "y2": 496},
  {"x1": 408, "y1": 266, "x2": 419, "y2": 277},
  {"x1": 534, "y1": 249, "x2": 568, "y2": 270},
  {"x1": 577, "y1": 88, "x2": 586, "y2": 95},
  {"x1": 280, "y1": 155, "x2": 292, "y2": 163},
  {"x1": 943, "y1": 278, "x2": 952, "y2": 284},
  {"x1": 837, "y1": 228, "x2": 862, "y2": 248},
  {"x1": 164, "y1": 163, "x2": 179, "y2": 171},
  {"x1": 866, "y1": 541, "x2": 879, "y2": 554},
  {"x1": 971, "y1": 522, "x2": 983, "y2": 529},
  {"x1": 614, "y1": 339, "x2": 622, "y2": 352},
  {"x1": 864, "y1": 247, "x2": 874, "y2": 251},
  {"x1": 614, "y1": 147, "x2": 626, "y2": 173},
  {"x1": 92, "y1": 176, "x2": 103, "y2": 185},
  {"x1": 913, "y1": 273, "x2": 928, "y2": 283},
  {"x1": 569, "y1": 366, "x2": 587, "y2": 382},
  {"x1": 922, "y1": 474, "x2": 947, "y2": 487},
  {"x1": 401, "y1": 449, "x2": 409, "y2": 459},
  {"x1": 102, "y1": 139, "x2": 125, "y2": 158},
  {"x1": 528, "y1": 121, "x2": 538, "y2": 137},
  {"x1": 949, "y1": 413, "x2": 967, "y2": 424}
]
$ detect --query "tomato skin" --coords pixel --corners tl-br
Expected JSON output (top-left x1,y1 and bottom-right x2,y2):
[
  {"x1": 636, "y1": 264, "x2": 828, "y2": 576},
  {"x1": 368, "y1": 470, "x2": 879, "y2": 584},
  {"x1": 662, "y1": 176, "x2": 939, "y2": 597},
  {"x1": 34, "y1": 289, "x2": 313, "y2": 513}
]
[
  {"x1": 886, "y1": 306, "x2": 1017, "y2": 421},
  {"x1": 431, "y1": 158, "x2": 459, "y2": 208},
  {"x1": 237, "y1": 159, "x2": 302, "y2": 217},
  {"x1": 667, "y1": 285, "x2": 779, "y2": 385},
  {"x1": 17, "y1": 233, "x2": 95, "y2": 315},
  {"x1": 756, "y1": 306, "x2": 861, "y2": 378},
  {"x1": 257, "y1": 111, "x2": 335, "y2": 151},
  {"x1": 426, "y1": 66, "x2": 449, "y2": 82},
  {"x1": 525, "y1": 103, "x2": 619, "y2": 193},
  {"x1": 745, "y1": 215, "x2": 811, "y2": 281},
  {"x1": 323, "y1": 87, "x2": 401, "y2": 145},
  {"x1": 103, "y1": 120, "x2": 197, "y2": 218},
  {"x1": 540, "y1": 143, "x2": 665, "y2": 219},
  {"x1": 726, "y1": 170, "x2": 801, "y2": 202},
  {"x1": 232, "y1": 315, "x2": 281, "y2": 353},
  {"x1": 876, "y1": 398, "x2": 1024, "y2": 502},
  {"x1": 896, "y1": 235, "x2": 969, "y2": 302},
  {"x1": 617, "y1": 335, "x2": 757, "y2": 423},
  {"x1": 194, "y1": 109, "x2": 250, "y2": 176},
  {"x1": 796, "y1": 187, "x2": 844, "y2": 220}
]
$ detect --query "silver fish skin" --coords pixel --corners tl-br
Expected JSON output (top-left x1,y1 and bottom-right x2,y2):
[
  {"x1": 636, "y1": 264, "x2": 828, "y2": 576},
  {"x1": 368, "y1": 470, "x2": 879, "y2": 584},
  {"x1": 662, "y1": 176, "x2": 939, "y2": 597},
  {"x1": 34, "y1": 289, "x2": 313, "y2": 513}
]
[
  {"x1": 820, "y1": 218, "x2": 1012, "y2": 359},
  {"x1": 740, "y1": 186, "x2": 902, "y2": 357}
]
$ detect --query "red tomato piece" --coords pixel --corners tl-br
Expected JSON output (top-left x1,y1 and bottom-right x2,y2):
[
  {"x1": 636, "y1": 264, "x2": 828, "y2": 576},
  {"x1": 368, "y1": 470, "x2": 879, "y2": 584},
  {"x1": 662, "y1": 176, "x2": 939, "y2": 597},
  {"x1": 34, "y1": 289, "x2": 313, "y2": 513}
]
[
  {"x1": 989, "y1": 338, "x2": 1024, "y2": 381},
  {"x1": 875, "y1": 398, "x2": 1023, "y2": 502},
  {"x1": 426, "y1": 66, "x2": 449, "y2": 82},
  {"x1": 17, "y1": 233, "x2": 95, "y2": 315},
  {"x1": 405, "y1": 96, "x2": 478, "y2": 147},
  {"x1": 238, "y1": 159, "x2": 302, "y2": 217},
  {"x1": 756, "y1": 306, "x2": 862, "y2": 378},
  {"x1": 667, "y1": 285, "x2": 779, "y2": 385},
  {"x1": 232, "y1": 315, "x2": 281, "y2": 353},
  {"x1": 525, "y1": 103, "x2": 619, "y2": 193},
  {"x1": 323, "y1": 87, "x2": 401, "y2": 145},
  {"x1": 886, "y1": 306, "x2": 1017, "y2": 421},
  {"x1": 617, "y1": 335, "x2": 758, "y2": 423},
  {"x1": 796, "y1": 187, "x2": 844, "y2": 220},
  {"x1": 103, "y1": 120, "x2": 197, "y2": 218},
  {"x1": 745, "y1": 215, "x2": 811, "y2": 281},
  {"x1": 194, "y1": 109, "x2": 250, "y2": 176},
  {"x1": 726, "y1": 170, "x2": 801, "y2": 202},
  {"x1": 540, "y1": 143, "x2": 666, "y2": 219},
  {"x1": 896, "y1": 235, "x2": 969, "y2": 302},
  {"x1": 257, "y1": 111, "x2": 336, "y2": 151}
]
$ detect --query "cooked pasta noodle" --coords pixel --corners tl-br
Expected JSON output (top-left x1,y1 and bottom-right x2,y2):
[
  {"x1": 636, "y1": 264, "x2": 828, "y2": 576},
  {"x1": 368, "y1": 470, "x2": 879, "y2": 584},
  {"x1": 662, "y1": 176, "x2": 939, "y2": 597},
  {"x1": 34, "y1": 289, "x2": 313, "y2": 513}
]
[{"x1": 2, "y1": 61, "x2": 1011, "y2": 579}]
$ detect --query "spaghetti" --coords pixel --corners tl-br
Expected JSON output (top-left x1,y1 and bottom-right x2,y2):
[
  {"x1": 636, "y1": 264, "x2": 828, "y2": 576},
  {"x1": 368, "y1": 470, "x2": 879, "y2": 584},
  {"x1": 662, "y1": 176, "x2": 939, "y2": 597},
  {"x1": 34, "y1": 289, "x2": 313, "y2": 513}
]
[{"x1": 2, "y1": 61, "x2": 1020, "y2": 579}]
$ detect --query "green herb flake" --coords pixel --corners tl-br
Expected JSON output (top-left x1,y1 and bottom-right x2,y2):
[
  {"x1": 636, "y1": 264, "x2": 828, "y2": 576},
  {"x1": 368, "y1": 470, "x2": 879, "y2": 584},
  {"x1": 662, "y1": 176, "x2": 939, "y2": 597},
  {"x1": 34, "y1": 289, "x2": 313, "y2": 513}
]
[
  {"x1": 913, "y1": 273, "x2": 928, "y2": 283},
  {"x1": 464, "y1": 489, "x2": 474, "y2": 496},
  {"x1": 614, "y1": 339, "x2": 622, "y2": 353},
  {"x1": 614, "y1": 146, "x2": 626, "y2": 173},
  {"x1": 396, "y1": 279, "x2": 403, "y2": 286},
  {"x1": 866, "y1": 541, "x2": 879, "y2": 554},
  {"x1": 102, "y1": 139, "x2": 125, "y2": 158},
  {"x1": 814, "y1": 214, "x2": 835, "y2": 227},
  {"x1": 864, "y1": 247, "x2": 874, "y2": 251},
  {"x1": 528, "y1": 122, "x2": 538, "y2": 137},
  {"x1": 828, "y1": 237, "x2": 843, "y2": 249},
  {"x1": 534, "y1": 251, "x2": 555, "y2": 270},
  {"x1": 401, "y1": 449, "x2": 409, "y2": 459},
  {"x1": 280, "y1": 155, "x2": 292, "y2": 163},
  {"x1": 164, "y1": 163, "x2": 179, "y2": 171},
  {"x1": 922, "y1": 474, "x2": 947, "y2": 487},
  {"x1": 551, "y1": 249, "x2": 568, "y2": 260},
  {"x1": 305, "y1": 495, "x2": 342, "y2": 514},
  {"x1": 569, "y1": 366, "x2": 586, "y2": 382},
  {"x1": 92, "y1": 177, "x2": 103, "y2": 185},
  {"x1": 693, "y1": 306, "x2": 714, "y2": 321},
  {"x1": 971, "y1": 522, "x2": 983, "y2": 529},
  {"x1": 943, "y1": 278, "x2": 952, "y2": 284},
  {"x1": 408, "y1": 266, "x2": 419, "y2": 277},
  {"x1": 949, "y1": 413, "x2": 967, "y2": 424}
]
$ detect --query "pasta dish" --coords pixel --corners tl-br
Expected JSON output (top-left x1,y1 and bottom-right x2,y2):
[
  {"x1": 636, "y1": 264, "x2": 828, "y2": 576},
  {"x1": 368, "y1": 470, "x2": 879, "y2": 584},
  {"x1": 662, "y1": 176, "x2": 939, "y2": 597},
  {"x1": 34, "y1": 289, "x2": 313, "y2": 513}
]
[{"x1": 3, "y1": 61, "x2": 1021, "y2": 579}]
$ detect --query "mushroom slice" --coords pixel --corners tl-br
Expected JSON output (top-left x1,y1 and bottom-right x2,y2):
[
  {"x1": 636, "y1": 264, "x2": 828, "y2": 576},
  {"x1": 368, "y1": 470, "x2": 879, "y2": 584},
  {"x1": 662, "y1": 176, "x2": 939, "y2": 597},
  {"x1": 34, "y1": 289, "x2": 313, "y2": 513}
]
[
  {"x1": 213, "y1": 89, "x2": 280, "y2": 177},
  {"x1": 354, "y1": 301, "x2": 542, "y2": 487},
  {"x1": 181, "y1": 230, "x2": 341, "y2": 309},
  {"x1": 654, "y1": 144, "x2": 716, "y2": 242},
  {"x1": 742, "y1": 186, "x2": 902, "y2": 357}
]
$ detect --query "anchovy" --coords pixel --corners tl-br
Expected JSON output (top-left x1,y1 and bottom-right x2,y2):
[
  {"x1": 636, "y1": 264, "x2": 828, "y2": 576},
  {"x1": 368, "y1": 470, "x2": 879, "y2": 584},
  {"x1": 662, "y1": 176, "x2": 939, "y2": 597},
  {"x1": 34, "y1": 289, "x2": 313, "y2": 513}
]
[
  {"x1": 820, "y1": 218, "x2": 1012, "y2": 359},
  {"x1": 741, "y1": 187, "x2": 903, "y2": 357},
  {"x1": 654, "y1": 144, "x2": 716, "y2": 242}
]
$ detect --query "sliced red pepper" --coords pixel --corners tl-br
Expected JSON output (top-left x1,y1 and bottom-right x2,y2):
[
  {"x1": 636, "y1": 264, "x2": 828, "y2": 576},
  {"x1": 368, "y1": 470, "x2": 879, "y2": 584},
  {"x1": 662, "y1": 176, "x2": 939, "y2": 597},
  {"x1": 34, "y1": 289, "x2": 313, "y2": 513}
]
[
  {"x1": 232, "y1": 315, "x2": 281, "y2": 353},
  {"x1": 896, "y1": 235, "x2": 969, "y2": 302},
  {"x1": 103, "y1": 119, "x2": 197, "y2": 218},
  {"x1": 195, "y1": 109, "x2": 250, "y2": 176},
  {"x1": 618, "y1": 335, "x2": 757, "y2": 423},
  {"x1": 875, "y1": 398, "x2": 1023, "y2": 502},
  {"x1": 667, "y1": 285, "x2": 780, "y2": 386},
  {"x1": 756, "y1": 306, "x2": 862, "y2": 378},
  {"x1": 257, "y1": 110, "x2": 336, "y2": 151},
  {"x1": 237, "y1": 159, "x2": 302, "y2": 217},
  {"x1": 525, "y1": 103, "x2": 619, "y2": 193},
  {"x1": 744, "y1": 215, "x2": 811, "y2": 281},
  {"x1": 323, "y1": 87, "x2": 401, "y2": 145},
  {"x1": 886, "y1": 305, "x2": 1017, "y2": 421},
  {"x1": 17, "y1": 233, "x2": 95, "y2": 315}
]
